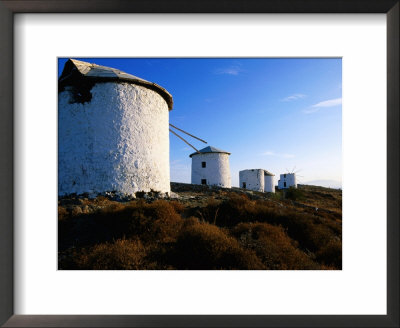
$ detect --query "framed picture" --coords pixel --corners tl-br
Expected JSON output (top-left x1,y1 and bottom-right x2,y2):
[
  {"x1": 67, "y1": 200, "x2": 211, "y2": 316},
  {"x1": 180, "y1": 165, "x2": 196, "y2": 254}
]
[{"x1": 1, "y1": 0, "x2": 398, "y2": 327}]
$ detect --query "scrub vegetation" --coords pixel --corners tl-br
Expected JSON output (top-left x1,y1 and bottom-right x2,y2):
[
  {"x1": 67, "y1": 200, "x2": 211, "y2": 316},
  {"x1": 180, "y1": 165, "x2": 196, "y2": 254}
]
[{"x1": 58, "y1": 184, "x2": 342, "y2": 270}]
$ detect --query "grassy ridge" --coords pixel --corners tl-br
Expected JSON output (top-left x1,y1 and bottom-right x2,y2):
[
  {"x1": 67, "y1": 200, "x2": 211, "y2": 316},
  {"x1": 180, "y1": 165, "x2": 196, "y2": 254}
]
[{"x1": 58, "y1": 185, "x2": 341, "y2": 270}]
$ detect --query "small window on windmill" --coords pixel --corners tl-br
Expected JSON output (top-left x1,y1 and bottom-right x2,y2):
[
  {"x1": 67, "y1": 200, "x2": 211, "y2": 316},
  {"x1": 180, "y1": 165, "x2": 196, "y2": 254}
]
[
  {"x1": 202, "y1": 162, "x2": 206, "y2": 168},
  {"x1": 284, "y1": 174, "x2": 286, "y2": 178},
  {"x1": 243, "y1": 182, "x2": 246, "y2": 189},
  {"x1": 201, "y1": 179, "x2": 207, "y2": 185},
  {"x1": 284, "y1": 182, "x2": 287, "y2": 187}
]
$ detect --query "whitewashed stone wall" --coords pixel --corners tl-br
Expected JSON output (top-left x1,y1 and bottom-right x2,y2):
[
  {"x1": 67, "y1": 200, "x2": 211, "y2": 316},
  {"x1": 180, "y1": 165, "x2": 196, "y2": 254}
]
[
  {"x1": 58, "y1": 82, "x2": 170, "y2": 196},
  {"x1": 278, "y1": 173, "x2": 297, "y2": 189},
  {"x1": 191, "y1": 153, "x2": 231, "y2": 188},
  {"x1": 264, "y1": 175, "x2": 275, "y2": 193},
  {"x1": 239, "y1": 169, "x2": 264, "y2": 192}
]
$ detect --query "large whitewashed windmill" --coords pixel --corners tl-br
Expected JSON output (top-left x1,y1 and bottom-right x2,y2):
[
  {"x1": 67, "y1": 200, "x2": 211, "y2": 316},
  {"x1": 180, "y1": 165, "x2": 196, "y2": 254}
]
[
  {"x1": 58, "y1": 59, "x2": 174, "y2": 196},
  {"x1": 59, "y1": 58, "x2": 229, "y2": 197}
]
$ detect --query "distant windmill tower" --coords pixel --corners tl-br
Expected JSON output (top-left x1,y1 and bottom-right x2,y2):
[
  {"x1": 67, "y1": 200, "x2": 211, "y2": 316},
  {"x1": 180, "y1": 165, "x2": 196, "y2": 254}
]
[
  {"x1": 190, "y1": 146, "x2": 231, "y2": 188},
  {"x1": 168, "y1": 124, "x2": 231, "y2": 188},
  {"x1": 239, "y1": 169, "x2": 275, "y2": 193},
  {"x1": 278, "y1": 167, "x2": 298, "y2": 189},
  {"x1": 58, "y1": 59, "x2": 173, "y2": 196}
]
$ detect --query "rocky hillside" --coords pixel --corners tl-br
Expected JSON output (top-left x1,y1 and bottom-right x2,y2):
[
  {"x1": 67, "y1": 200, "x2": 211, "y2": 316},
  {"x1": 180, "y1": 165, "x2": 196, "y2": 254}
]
[
  {"x1": 170, "y1": 182, "x2": 341, "y2": 213},
  {"x1": 58, "y1": 183, "x2": 342, "y2": 270}
]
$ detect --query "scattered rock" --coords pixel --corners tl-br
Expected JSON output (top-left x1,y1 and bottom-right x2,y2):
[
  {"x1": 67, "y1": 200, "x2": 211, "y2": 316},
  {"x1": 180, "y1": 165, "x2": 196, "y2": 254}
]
[
  {"x1": 81, "y1": 205, "x2": 91, "y2": 213},
  {"x1": 71, "y1": 206, "x2": 82, "y2": 216},
  {"x1": 169, "y1": 192, "x2": 180, "y2": 199}
]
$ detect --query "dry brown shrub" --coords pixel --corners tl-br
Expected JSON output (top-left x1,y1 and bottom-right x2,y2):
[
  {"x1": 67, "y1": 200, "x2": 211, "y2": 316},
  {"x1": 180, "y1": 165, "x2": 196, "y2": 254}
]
[
  {"x1": 205, "y1": 193, "x2": 258, "y2": 227},
  {"x1": 59, "y1": 200, "x2": 183, "y2": 251},
  {"x1": 58, "y1": 206, "x2": 69, "y2": 221},
  {"x1": 250, "y1": 209, "x2": 339, "y2": 254},
  {"x1": 59, "y1": 187, "x2": 341, "y2": 270},
  {"x1": 182, "y1": 216, "x2": 201, "y2": 227},
  {"x1": 93, "y1": 195, "x2": 110, "y2": 205},
  {"x1": 232, "y1": 222, "x2": 320, "y2": 270},
  {"x1": 315, "y1": 238, "x2": 342, "y2": 269},
  {"x1": 169, "y1": 201, "x2": 185, "y2": 213},
  {"x1": 195, "y1": 198, "x2": 222, "y2": 224},
  {"x1": 174, "y1": 220, "x2": 265, "y2": 269},
  {"x1": 148, "y1": 200, "x2": 183, "y2": 242},
  {"x1": 75, "y1": 238, "x2": 147, "y2": 270}
]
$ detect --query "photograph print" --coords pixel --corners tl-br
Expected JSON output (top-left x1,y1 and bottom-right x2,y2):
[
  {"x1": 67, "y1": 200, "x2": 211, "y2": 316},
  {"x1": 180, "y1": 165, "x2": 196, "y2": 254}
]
[{"x1": 58, "y1": 58, "x2": 342, "y2": 270}]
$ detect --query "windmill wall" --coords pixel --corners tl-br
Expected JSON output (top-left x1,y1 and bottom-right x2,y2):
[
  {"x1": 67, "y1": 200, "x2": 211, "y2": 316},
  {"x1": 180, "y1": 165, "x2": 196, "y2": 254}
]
[
  {"x1": 58, "y1": 82, "x2": 171, "y2": 196},
  {"x1": 239, "y1": 169, "x2": 264, "y2": 192},
  {"x1": 191, "y1": 153, "x2": 231, "y2": 188},
  {"x1": 278, "y1": 173, "x2": 297, "y2": 189},
  {"x1": 264, "y1": 175, "x2": 275, "y2": 193}
]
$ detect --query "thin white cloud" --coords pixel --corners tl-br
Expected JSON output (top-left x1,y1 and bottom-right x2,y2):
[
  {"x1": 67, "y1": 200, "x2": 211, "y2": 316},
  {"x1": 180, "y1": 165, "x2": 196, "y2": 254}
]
[
  {"x1": 302, "y1": 108, "x2": 320, "y2": 114},
  {"x1": 281, "y1": 93, "x2": 306, "y2": 102},
  {"x1": 260, "y1": 151, "x2": 295, "y2": 159},
  {"x1": 214, "y1": 66, "x2": 243, "y2": 75},
  {"x1": 303, "y1": 97, "x2": 342, "y2": 114},
  {"x1": 312, "y1": 97, "x2": 342, "y2": 108}
]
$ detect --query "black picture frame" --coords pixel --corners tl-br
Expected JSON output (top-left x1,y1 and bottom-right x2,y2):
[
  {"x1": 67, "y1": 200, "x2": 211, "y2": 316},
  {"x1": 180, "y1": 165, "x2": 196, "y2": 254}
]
[{"x1": 0, "y1": 1, "x2": 398, "y2": 327}]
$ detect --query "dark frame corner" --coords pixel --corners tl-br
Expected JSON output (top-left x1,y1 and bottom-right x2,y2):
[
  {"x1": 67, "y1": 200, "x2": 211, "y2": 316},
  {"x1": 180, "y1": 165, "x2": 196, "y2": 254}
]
[{"x1": 1, "y1": 1, "x2": 398, "y2": 327}]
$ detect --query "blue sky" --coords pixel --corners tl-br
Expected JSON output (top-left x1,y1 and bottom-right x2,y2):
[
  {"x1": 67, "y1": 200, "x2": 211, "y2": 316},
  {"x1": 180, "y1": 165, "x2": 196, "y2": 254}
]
[{"x1": 58, "y1": 58, "x2": 342, "y2": 188}]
